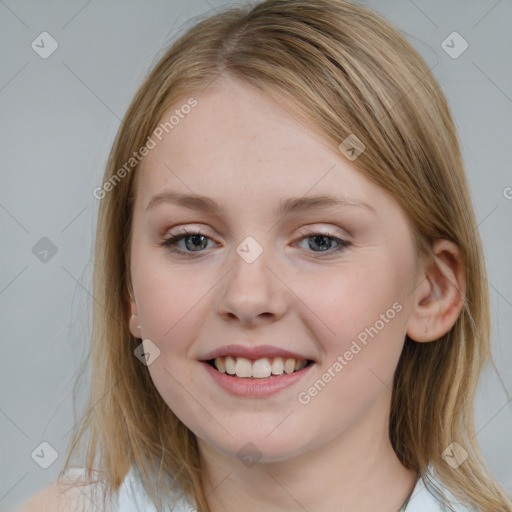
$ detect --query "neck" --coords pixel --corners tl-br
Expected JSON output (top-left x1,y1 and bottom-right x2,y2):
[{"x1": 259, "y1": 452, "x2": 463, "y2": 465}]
[{"x1": 198, "y1": 401, "x2": 418, "y2": 512}]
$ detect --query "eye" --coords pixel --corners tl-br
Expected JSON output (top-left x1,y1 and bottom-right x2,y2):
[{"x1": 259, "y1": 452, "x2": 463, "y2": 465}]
[
  {"x1": 161, "y1": 227, "x2": 351, "y2": 257},
  {"x1": 161, "y1": 228, "x2": 217, "y2": 257},
  {"x1": 294, "y1": 229, "x2": 351, "y2": 254}
]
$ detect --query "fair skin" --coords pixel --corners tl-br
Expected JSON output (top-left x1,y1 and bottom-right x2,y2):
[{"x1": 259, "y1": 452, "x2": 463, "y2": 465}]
[
  {"x1": 19, "y1": 76, "x2": 465, "y2": 512},
  {"x1": 126, "y1": 76, "x2": 465, "y2": 512}
]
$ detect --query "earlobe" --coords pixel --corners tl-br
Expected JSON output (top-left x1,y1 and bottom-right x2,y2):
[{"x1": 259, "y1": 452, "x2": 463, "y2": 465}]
[
  {"x1": 128, "y1": 295, "x2": 142, "y2": 338},
  {"x1": 406, "y1": 239, "x2": 466, "y2": 343}
]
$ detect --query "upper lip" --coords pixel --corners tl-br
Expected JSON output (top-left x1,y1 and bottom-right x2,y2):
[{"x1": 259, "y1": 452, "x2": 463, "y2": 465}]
[{"x1": 200, "y1": 344, "x2": 314, "y2": 362}]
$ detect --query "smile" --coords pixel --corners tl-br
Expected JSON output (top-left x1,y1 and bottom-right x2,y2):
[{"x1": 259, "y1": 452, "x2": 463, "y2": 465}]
[
  {"x1": 202, "y1": 357, "x2": 315, "y2": 398},
  {"x1": 208, "y1": 356, "x2": 311, "y2": 378}
]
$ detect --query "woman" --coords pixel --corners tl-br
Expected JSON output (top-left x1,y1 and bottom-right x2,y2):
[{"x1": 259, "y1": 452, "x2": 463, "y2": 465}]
[{"x1": 20, "y1": 0, "x2": 512, "y2": 510}]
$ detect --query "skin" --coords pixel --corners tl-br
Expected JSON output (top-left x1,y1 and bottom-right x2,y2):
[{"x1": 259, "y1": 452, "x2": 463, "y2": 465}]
[{"x1": 126, "y1": 75, "x2": 466, "y2": 512}]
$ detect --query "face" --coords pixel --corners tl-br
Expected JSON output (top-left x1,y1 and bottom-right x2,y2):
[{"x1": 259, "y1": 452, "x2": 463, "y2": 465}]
[{"x1": 128, "y1": 76, "x2": 423, "y2": 463}]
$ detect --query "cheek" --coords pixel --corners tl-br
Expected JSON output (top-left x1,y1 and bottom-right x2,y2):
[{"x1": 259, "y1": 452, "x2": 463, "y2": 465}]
[
  {"x1": 294, "y1": 262, "x2": 408, "y2": 427},
  {"x1": 135, "y1": 262, "x2": 210, "y2": 420},
  {"x1": 134, "y1": 254, "x2": 213, "y2": 343},
  {"x1": 298, "y1": 257, "x2": 407, "y2": 343},
  {"x1": 295, "y1": 255, "x2": 413, "y2": 402}
]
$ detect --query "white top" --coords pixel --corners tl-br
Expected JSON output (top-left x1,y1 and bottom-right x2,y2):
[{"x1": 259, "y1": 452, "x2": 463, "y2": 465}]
[{"x1": 63, "y1": 465, "x2": 476, "y2": 512}]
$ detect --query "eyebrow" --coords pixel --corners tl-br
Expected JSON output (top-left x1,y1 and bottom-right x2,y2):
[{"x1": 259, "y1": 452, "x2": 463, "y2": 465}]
[{"x1": 146, "y1": 191, "x2": 376, "y2": 216}]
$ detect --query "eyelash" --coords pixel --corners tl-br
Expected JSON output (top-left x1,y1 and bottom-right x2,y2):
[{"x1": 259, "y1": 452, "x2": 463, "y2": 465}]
[{"x1": 161, "y1": 227, "x2": 351, "y2": 258}]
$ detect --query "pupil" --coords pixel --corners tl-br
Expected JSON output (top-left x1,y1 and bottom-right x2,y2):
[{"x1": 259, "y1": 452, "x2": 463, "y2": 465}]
[
  {"x1": 182, "y1": 235, "x2": 334, "y2": 252},
  {"x1": 186, "y1": 234, "x2": 207, "y2": 251},
  {"x1": 310, "y1": 235, "x2": 331, "y2": 251}
]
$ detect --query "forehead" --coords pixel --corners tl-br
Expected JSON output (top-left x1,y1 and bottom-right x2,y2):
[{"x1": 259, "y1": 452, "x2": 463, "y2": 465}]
[{"x1": 134, "y1": 77, "x2": 394, "y2": 218}]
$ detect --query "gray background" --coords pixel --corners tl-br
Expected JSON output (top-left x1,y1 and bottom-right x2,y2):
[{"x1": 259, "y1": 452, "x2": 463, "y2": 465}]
[{"x1": 1, "y1": 0, "x2": 511, "y2": 510}]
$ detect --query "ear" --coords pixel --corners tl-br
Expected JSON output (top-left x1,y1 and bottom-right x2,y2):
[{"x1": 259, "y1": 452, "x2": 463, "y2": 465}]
[
  {"x1": 406, "y1": 239, "x2": 466, "y2": 342},
  {"x1": 128, "y1": 294, "x2": 142, "y2": 339}
]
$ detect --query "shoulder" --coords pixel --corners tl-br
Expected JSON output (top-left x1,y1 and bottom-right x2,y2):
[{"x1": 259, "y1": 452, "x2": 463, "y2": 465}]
[
  {"x1": 17, "y1": 467, "x2": 113, "y2": 512},
  {"x1": 17, "y1": 466, "x2": 196, "y2": 512},
  {"x1": 17, "y1": 484, "x2": 74, "y2": 512},
  {"x1": 17, "y1": 477, "x2": 94, "y2": 512}
]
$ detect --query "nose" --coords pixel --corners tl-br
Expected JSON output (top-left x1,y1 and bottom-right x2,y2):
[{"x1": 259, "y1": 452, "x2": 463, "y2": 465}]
[{"x1": 216, "y1": 244, "x2": 288, "y2": 326}]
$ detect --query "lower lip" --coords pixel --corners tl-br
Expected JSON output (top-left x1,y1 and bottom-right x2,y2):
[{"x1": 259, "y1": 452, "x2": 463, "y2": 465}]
[{"x1": 202, "y1": 361, "x2": 314, "y2": 398}]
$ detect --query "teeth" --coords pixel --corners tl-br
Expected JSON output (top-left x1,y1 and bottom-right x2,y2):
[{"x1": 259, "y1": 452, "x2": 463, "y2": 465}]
[
  {"x1": 295, "y1": 359, "x2": 307, "y2": 371},
  {"x1": 235, "y1": 357, "x2": 252, "y2": 378},
  {"x1": 284, "y1": 358, "x2": 295, "y2": 374},
  {"x1": 215, "y1": 357, "x2": 225, "y2": 373},
  {"x1": 213, "y1": 356, "x2": 309, "y2": 378},
  {"x1": 225, "y1": 356, "x2": 236, "y2": 375},
  {"x1": 271, "y1": 357, "x2": 284, "y2": 375},
  {"x1": 252, "y1": 358, "x2": 271, "y2": 378}
]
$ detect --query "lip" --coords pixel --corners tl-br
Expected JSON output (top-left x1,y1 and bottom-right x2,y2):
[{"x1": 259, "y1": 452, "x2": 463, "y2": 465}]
[
  {"x1": 202, "y1": 360, "x2": 314, "y2": 398},
  {"x1": 200, "y1": 344, "x2": 314, "y2": 362}
]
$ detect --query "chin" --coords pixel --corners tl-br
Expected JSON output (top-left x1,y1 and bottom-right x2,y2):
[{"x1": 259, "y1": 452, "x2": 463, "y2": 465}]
[{"x1": 198, "y1": 430, "x2": 311, "y2": 466}]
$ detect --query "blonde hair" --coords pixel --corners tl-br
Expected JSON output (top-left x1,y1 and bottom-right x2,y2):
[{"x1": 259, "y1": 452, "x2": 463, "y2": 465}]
[{"x1": 60, "y1": 0, "x2": 512, "y2": 510}]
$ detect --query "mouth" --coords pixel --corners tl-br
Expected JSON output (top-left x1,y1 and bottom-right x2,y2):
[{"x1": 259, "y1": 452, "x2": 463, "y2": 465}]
[{"x1": 205, "y1": 356, "x2": 314, "y2": 379}]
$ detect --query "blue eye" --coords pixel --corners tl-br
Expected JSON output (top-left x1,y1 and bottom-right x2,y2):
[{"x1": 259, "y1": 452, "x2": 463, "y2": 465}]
[
  {"x1": 162, "y1": 229, "x2": 215, "y2": 255},
  {"x1": 295, "y1": 231, "x2": 350, "y2": 253},
  {"x1": 161, "y1": 229, "x2": 351, "y2": 257}
]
